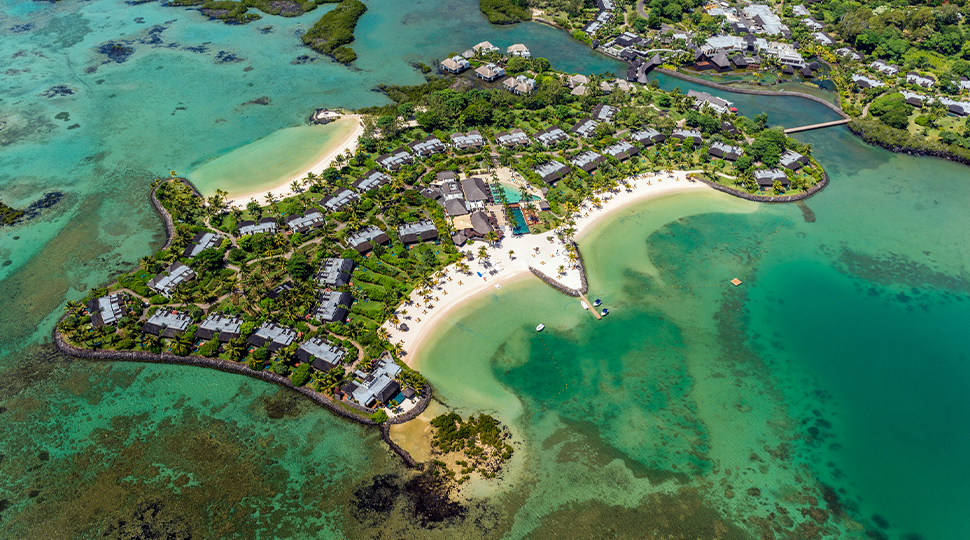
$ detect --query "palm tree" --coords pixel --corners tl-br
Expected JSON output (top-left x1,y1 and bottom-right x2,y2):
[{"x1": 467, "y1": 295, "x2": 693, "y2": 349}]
[
  {"x1": 485, "y1": 230, "x2": 499, "y2": 246},
  {"x1": 172, "y1": 331, "x2": 194, "y2": 356},
  {"x1": 477, "y1": 245, "x2": 489, "y2": 260},
  {"x1": 142, "y1": 333, "x2": 162, "y2": 353},
  {"x1": 508, "y1": 249, "x2": 515, "y2": 259},
  {"x1": 138, "y1": 256, "x2": 155, "y2": 274},
  {"x1": 63, "y1": 300, "x2": 83, "y2": 318},
  {"x1": 223, "y1": 337, "x2": 245, "y2": 361},
  {"x1": 290, "y1": 180, "x2": 302, "y2": 195}
]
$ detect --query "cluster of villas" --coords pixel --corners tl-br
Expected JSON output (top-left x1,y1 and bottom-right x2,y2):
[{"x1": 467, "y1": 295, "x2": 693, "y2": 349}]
[
  {"x1": 85, "y1": 288, "x2": 414, "y2": 410},
  {"x1": 440, "y1": 42, "x2": 538, "y2": 95},
  {"x1": 847, "y1": 59, "x2": 970, "y2": 116}
]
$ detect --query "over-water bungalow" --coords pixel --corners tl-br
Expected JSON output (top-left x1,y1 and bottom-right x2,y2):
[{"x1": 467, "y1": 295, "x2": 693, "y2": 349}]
[
  {"x1": 441, "y1": 55, "x2": 470, "y2": 74},
  {"x1": 475, "y1": 63, "x2": 505, "y2": 82}
]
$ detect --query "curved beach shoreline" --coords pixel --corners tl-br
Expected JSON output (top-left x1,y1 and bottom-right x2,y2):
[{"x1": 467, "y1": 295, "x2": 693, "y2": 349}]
[
  {"x1": 387, "y1": 170, "x2": 712, "y2": 369},
  {"x1": 189, "y1": 115, "x2": 365, "y2": 206}
]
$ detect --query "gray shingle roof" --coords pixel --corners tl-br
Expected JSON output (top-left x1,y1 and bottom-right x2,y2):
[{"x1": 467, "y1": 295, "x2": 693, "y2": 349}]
[{"x1": 146, "y1": 262, "x2": 196, "y2": 298}]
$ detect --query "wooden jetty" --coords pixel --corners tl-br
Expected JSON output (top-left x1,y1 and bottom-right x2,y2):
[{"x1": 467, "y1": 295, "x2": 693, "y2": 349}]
[{"x1": 579, "y1": 293, "x2": 602, "y2": 320}]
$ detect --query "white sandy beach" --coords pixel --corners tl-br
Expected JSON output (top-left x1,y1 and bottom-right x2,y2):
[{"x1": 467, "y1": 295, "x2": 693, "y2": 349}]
[
  {"x1": 385, "y1": 170, "x2": 711, "y2": 367},
  {"x1": 227, "y1": 115, "x2": 365, "y2": 207}
]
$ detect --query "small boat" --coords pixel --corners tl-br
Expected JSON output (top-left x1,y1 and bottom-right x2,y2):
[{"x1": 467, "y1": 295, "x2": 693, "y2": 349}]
[
  {"x1": 477, "y1": 272, "x2": 483, "y2": 277},
  {"x1": 581, "y1": 301, "x2": 589, "y2": 310},
  {"x1": 601, "y1": 309, "x2": 609, "y2": 316},
  {"x1": 593, "y1": 299, "x2": 602, "y2": 307},
  {"x1": 536, "y1": 324, "x2": 545, "y2": 332}
]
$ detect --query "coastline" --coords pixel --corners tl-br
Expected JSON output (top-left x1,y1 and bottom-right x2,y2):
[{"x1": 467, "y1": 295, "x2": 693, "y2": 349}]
[
  {"x1": 210, "y1": 115, "x2": 365, "y2": 207},
  {"x1": 655, "y1": 68, "x2": 849, "y2": 119},
  {"x1": 387, "y1": 170, "x2": 711, "y2": 368}
]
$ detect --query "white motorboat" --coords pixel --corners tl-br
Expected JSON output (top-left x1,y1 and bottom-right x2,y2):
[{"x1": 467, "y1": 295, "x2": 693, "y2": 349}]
[
  {"x1": 536, "y1": 324, "x2": 545, "y2": 332},
  {"x1": 581, "y1": 301, "x2": 589, "y2": 310},
  {"x1": 593, "y1": 299, "x2": 602, "y2": 307},
  {"x1": 601, "y1": 309, "x2": 609, "y2": 316}
]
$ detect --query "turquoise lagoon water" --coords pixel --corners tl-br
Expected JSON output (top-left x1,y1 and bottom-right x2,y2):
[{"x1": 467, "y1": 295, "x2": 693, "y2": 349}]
[
  {"x1": 2, "y1": 0, "x2": 969, "y2": 537},
  {"x1": 416, "y1": 124, "x2": 970, "y2": 538}
]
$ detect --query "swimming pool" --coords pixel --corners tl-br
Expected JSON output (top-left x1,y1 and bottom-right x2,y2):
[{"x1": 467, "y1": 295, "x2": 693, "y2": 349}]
[{"x1": 509, "y1": 206, "x2": 530, "y2": 235}]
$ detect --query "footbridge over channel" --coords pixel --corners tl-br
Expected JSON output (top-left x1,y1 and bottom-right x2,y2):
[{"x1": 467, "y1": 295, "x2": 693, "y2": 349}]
[{"x1": 783, "y1": 119, "x2": 850, "y2": 134}]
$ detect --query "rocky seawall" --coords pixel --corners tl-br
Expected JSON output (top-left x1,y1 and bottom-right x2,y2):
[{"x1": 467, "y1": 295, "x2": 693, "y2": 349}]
[{"x1": 694, "y1": 171, "x2": 830, "y2": 203}]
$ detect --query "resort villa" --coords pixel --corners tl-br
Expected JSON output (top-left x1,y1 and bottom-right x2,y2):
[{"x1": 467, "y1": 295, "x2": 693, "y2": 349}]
[
  {"x1": 535, "y1": 160, "x2": 570, "y2": 184},
  {"x1": 572, "y1": 117, "x2": 600, "y2": 139},
  {"x1": 408, "y1": 135, "x2": 447, "y2": 157},
  {"x1": 88, "y1": 293, "x2": 128, "y2": 327},
  {"x1": 237, "y1": 217, "x2": 278, "y2": 236},
  {"x1": 495, "y1": 129, "x2": 531, "y2": 148},
  {"x1": 195, "y1": 313, "x2": 244, "y2": 342},
  {"x1": 450, "y1": 131, "x2": 485, "y2": 151},
  {"x1": 709, "y1": 142, "x2": 744, "y2": 161},
  {"x1": 285, "y1": 209, "x2": 325, "y2": 234},
  {"x1": 376, "y1": 147, "x2": 414, "y2": 170},
  {"x1": 345, "y1": 226, "x2": 391, "y2": 254},
  {"x1": 779, "y1": 149, "x2": 809, "y2": 170},
  {"x1": 316, "y1": 258, "x2": 355, "y2": 288},
  {"x1": 570, "y1": 151, "x2": 606, "y2": 173},
  {"x1": 146, "y1": 262, "x2": 196, "y2": 298},
  {"x1": 630, "y1": 127, "x2": 666, "y2": 146},
  {"x1": 314, "y1": 291, "x2": 353, "y2": 323},
  {"x1": 247, "y1": 321, "x2": 298, "y2": 352},
  {"x1": 534, "y1": 126, "x2": 570, "y2": 147},
  {"x1": 183, "y1": 231, "x2": 222, "y2": 258},
  {"x1": 142, "y1": 309, "x2": 193, "y2": 338},
  {"x1": 671, "y1": 128, "x2": 704, "y2": 146},
  {"x1": 754, "y1": 168, "x2": 790, "y2": 189},
  {"x1": 603, "y1": 141, "x2": 639, "y2": 161},
  {"x1": 397, "y1": 220, "x2": 439, "y2": 245},
  {"x1": 321, "y1": 189, "x2": 360, "y2": 213},
  {"x1": 352, "y1": 169, "x2": 392, "y2": 192},
  {"x1": 475, "y1": 63, "x2": 506, "y2": 82},
  {"x1": 296, "y1": 337, "x2": 347, "y2": 372}
]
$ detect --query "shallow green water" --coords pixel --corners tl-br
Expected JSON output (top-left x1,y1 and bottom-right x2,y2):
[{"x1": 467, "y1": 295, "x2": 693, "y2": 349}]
[
  {"x1": 416, "y1": 126, "x2": 970, "y2": 539},
  {"x1": 2, "y1": 0, "x2": 969, "y2": 537},
  {"x1": 188, "y1": 120, "x2": 357, "y2": 199}
]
